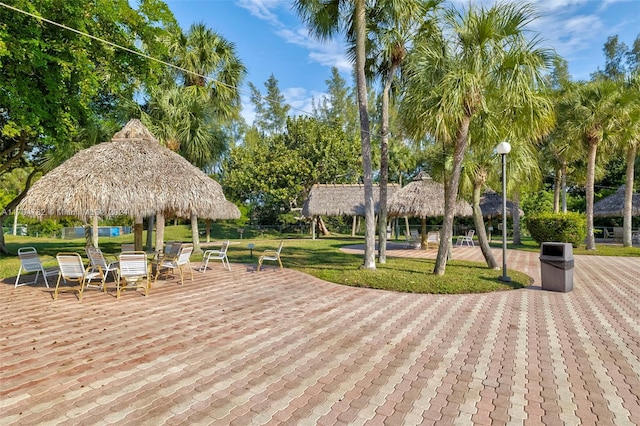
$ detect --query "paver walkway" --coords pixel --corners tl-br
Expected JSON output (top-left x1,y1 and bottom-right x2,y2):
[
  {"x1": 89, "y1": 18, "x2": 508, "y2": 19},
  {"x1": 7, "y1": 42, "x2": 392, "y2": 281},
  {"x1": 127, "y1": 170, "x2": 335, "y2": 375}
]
[{"x1": 1, "y1": 245, "x2": 639, "y2": 425}]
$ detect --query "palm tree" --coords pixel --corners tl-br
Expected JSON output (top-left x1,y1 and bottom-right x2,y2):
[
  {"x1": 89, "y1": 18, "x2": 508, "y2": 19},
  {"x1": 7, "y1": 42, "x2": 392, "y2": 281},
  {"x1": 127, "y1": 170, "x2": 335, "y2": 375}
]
[
  {"x1": 558, "y1": 79, "x2": 619, "y2": 249},
  {"x1": 401, "y1": 3, "x2": 552, "y2": 275},
  {"x1": 294, "y1": 0, "x2": 377, "y2": 269},
  {"x1": 145, "y1": 23, "x2": 246, "y2": 252},
  {"x1": 366, "y1": 0, "x2": 441, "y2": 263}
]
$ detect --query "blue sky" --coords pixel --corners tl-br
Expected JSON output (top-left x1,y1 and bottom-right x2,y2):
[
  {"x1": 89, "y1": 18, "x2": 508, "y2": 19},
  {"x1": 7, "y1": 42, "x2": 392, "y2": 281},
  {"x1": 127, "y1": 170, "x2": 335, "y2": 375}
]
[{"x1": 164, "y1": 0, "x2": 640, "y2": 124}]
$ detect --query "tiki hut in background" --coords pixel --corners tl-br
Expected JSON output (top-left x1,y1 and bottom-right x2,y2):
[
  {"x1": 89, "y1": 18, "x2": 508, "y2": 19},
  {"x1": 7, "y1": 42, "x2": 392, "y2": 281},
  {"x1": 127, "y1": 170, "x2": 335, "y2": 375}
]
[
  {"x1": 202, "y1": 200, "x2": 241, "y2": 242},
  {"x1": 19, "y1": 119, "x2": 233, "y2": 250},
  {"x1": 388, "y1": 173, "x2": 472, "y2": 248},
  {"x1": 479, "y1": 189, "x2": 523, "y2": 241},
  {"x1": 593, "y1": 185, "x2": 640, "y2": 217},
  {"x1": 302, "y1": 183, "x2": 399, "y2": 239}
]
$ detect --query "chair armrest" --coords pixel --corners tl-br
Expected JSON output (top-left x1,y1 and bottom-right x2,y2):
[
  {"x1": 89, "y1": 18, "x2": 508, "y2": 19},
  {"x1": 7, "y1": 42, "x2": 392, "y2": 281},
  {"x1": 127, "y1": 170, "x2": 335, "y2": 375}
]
[{"x1": 261, "y1": 250, "x2": 279, "y2": 256}]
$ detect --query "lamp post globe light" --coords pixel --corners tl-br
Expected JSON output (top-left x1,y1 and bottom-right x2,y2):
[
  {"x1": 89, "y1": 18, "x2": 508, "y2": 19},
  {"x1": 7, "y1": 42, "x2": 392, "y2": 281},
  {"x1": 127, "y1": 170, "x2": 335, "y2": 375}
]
[{"x1": 496, "y1": 141, "x2": 511, "y2": 282}]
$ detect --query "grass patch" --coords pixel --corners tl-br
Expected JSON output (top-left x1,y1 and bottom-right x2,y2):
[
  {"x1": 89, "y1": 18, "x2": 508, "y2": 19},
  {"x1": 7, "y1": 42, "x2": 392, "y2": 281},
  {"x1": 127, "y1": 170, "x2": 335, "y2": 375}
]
[{"x1": 11, "y1": 230, "x2": 640, "y2": 294}]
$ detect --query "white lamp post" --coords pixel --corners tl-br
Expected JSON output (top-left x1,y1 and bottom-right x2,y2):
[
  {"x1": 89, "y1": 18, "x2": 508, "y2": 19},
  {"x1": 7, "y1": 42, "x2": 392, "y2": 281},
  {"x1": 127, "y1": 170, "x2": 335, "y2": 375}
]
[{"x1": 496, "y1": 141, "x2": 511, "y2": 282}]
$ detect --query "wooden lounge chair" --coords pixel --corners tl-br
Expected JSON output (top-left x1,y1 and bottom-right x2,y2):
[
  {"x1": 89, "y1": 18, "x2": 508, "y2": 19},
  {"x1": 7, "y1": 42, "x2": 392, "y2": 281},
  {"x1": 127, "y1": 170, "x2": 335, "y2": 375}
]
[
  {"x1": 54, "y1": 252, "x2": 102, "y2": 301},
  {"x1": 117, "y1": 251, "x2": 151, "y2": 299},
  {"x1": 200, "y1": 240, "x2": 231, "y2": 272},
  {"x1": 258, "y1": 240, "x2": 284, "y2": 271},
  {"x1": 15, "y1": 247, "x2": 59, "y2": 288}
]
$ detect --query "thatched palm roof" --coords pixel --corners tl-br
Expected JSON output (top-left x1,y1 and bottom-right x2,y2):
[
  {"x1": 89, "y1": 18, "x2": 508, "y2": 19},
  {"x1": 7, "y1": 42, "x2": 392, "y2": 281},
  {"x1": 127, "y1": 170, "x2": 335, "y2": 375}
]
[
  {"x1": 593, "y1": 185, "x2": 640, "y2": 217},
  {"x1": 207, "y1": 200, "x2": 241, "y2": 220},
  {"x1": 388, "y1": 173, "x2": 472, "y2": 218},
  {"x1": 480, "y1": 189, "x2": 523, "y2": 217},
  {"x1": 19, "y1": 119, "x2": 230, "y2": 220},
  {"x1": 302, "y1": 183, "x2": 399, "y2": 217}
]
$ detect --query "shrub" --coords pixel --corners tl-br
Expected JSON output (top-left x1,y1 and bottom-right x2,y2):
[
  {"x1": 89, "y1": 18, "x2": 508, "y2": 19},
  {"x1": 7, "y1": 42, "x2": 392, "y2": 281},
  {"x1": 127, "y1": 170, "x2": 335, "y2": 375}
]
[{"x1": 525, "y1": 212, "x2": 586, "y2": 247}]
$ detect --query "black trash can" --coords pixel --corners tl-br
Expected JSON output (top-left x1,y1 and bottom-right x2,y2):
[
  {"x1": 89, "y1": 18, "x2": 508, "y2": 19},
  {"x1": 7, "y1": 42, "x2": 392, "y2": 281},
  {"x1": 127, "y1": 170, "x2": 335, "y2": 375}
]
[{"x1": 539, "y1": 242, "x2": 574, "y2": 292}]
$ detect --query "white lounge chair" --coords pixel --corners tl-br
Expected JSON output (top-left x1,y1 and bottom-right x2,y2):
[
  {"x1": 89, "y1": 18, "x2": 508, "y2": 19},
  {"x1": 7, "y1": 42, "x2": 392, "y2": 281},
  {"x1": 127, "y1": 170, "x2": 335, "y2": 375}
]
[
  {"x1": 456, "y1": 230, "x2": 475, "y2": 247},
  {"x1": 54, "y1": 252, "x2": 102, "y2": 301},
  {"x1": 118, "y1": 251, "x2": 151, "y2": 299},
  {"x1": 405, "y1": 229, "x2": 420, "y2": 249},
  {"x1": 426, "y1": 231, "x2": 440, "y2": 249},
  {"x1": 15, "y1": 247, "x2": 59, "y2": 288},
  {"x1": 200, "y1": 240, "x2": 231, "y2": 272},
  {"x1": 154, "y1": 243, "x2": 193, "y2": 285},
  {"x1": 258, "y1": 240, "x2": 284, "y2": 271},
  {"x1": 85, "y1": 246, "x2": 119, "y2": 290}
]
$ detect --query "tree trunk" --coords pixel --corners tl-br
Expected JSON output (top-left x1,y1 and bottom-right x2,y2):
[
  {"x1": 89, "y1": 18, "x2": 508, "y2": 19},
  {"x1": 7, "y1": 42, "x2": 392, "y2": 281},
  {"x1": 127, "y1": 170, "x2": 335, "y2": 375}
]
[
  {"x1": 553, "y1": 167, "x2": 561, "y2": 213},
  {"x1": 473, "y1": 183, "x2": 499, "y2": 269},
  {"x1": 134, "y1": 216, "x2": 143, "y2": 251},
  {"x1": 585, "y1": 140, "x2": 598, "y2": 250},
  {"x1": 312, "y1": 217, "x2": 317, "y2": 239},
  {"x1": 91, "y1": 215, "x2": 99, "y2": 248},
  {"x1": 623, "y1": 144, "x2": 636, "y2": 247},
  {"x1": 354, "y1": 0, "x2": 375, "y2": 270},
  {"x1": 155, "y1": 212, "x2": 165, "y2": 254},
  {"x1": 205, "y1": 219, "x2": 211, "y2": 243},
  {"x1": 378, "y1": 63, "x2": 398, "y2": 264},
  {"x1": 318, "y1": 216, "x2": 330, "y2": 235},
  {"x1": 420, "y1": 218, "x2": 427, "y2": 249},
  {"x1": 351, "y1": 216, "x2": 356, "y2": 237},
  {"x1": 191, "y1": 213, "x2": 201, "y2": 254},
  {"x1": 512, "y1": 189, "x2": 521, "y2": 245},
  {"x1": 561, "y1": 161, "x2": 568, "y2": 213},
  {"x1": 146, "y1": 214, "x2": 155, "y2": 251},
  {"x1": 434, "y1": 115, "x2": 471, "y2": 275}
]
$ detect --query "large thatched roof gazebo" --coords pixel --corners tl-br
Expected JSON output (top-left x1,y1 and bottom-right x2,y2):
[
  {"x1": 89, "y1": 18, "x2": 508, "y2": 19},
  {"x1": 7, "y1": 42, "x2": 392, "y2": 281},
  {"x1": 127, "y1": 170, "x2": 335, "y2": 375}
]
[
  {"x1": 302, "y1": 183, "x2": 399, "y2": 238},
  {"x1": 388, "y1": 173, "x2": 472, "y2": 247},
  {"x1": 593, "y1": 185, "x2": 640, "y2": 217},
  {"x1": 19, "y1": 119, "x2": 234, "y2": 249}
]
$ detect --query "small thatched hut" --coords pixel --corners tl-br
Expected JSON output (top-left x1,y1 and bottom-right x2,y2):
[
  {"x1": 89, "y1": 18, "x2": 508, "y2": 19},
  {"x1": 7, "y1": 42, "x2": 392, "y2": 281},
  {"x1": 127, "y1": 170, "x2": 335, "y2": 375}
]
[
  {"x1": 302, "y1": 183, "x2": 399, "y2": 238},
  {"x1": 19, "y1": 119, "x2": 233, "y2": 249},
  {"x1": 388, "y1": 173, "x2": 472, "y2": 218},
  {"x1": 593, "y1": 185, "x2": 640, "y2": 217},
  {"x1": 387, "y1": 173, "x2": 472, "y2": 247},
  {"x1": 479, "y1": 189, "x2": 523, "y2": 217}
]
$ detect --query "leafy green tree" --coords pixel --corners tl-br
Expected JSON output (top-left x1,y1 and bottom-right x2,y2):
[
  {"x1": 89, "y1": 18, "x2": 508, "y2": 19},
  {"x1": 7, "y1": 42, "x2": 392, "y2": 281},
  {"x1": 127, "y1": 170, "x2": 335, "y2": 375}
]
[
  {"x1": 294, "y1": 0, "x2": 377, "y2": 269},
  {"x1": 224, "y1": 116, "x2": 361, "y2": 226},
  {"x1": 401, "y1": 2, "x2": 552, "y2": 274},
  {"x1": 0, "y1": 0, "x2": 175, "y2": 253},
  {"x1": 249, "y1": 74, "x2": 291, "y2": 135}
]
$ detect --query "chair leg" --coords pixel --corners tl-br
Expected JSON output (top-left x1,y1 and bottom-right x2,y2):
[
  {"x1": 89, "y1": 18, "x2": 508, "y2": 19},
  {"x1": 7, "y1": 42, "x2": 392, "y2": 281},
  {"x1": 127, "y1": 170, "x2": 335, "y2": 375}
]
[
  {"x1": 54, "y1": 274, "x2": 63, "y2": 300},
  {"x1": 277, "y1": 257, "x2": 283, "y2": 271},
  {"x1": 14, "y1": 267, "x2": 23, "y2": 288}
]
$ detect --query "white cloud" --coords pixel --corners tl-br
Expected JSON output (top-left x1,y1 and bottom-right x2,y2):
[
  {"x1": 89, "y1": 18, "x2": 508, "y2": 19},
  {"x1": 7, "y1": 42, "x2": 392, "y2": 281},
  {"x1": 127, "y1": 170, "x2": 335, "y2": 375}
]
[{"x1": 235, "y1": 0, "x2": 287, "y2": 26}]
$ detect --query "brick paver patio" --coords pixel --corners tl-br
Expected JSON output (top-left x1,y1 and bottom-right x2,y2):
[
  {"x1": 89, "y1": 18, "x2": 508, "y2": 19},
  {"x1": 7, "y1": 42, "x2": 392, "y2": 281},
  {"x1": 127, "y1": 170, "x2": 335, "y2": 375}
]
[{"x1": 1, "y1": 244, "x2": 639, "y2": 425}]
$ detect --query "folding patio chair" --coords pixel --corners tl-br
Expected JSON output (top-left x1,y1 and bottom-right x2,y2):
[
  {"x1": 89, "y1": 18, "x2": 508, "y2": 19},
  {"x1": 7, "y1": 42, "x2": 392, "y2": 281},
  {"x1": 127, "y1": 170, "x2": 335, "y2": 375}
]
[
  {"x1": 456, "y1": 229, "x2": 475, "y2": 247},
  {"x1": 15, "y1": 247, "x2": 59, "y2": 288},
  {"x1": 117, "y1": 251, "x2": 151, "y2": 299},
  {"x1": 200, "y1": 240, "x2": 231, "y2": 272},
  {"x1": 154, "y1": 243, "x2": 193, "y2": 285},
  {"x1": 85, "y1": 246, "x2": 119, "y2": 290},
  {"x1": 54, "y1": 252, "x2": 102, "y2": 301},
  {"x1": 426, "y1": 231, "x2": 440, "y2": 249},
  {"x1": 258, "y1": 240, "x2": 284, "y2": 271}
]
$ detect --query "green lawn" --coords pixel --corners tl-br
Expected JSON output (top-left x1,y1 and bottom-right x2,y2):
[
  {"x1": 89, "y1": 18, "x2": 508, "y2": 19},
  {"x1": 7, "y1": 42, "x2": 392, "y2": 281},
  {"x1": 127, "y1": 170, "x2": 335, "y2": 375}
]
[{"x1": 2, "y1": 226, "x2": 637, "y2": 294}]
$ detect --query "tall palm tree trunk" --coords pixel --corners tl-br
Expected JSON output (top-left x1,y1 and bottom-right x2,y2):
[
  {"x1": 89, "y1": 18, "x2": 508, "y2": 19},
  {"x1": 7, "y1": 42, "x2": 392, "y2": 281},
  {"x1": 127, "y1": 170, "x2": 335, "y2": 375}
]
[
  {"x1": 623, "y1": 144, "x2": 636, "y2": 247},
  {"x1": 473, "y1": 183, "x2": 499, "y2": 269},
  {"x1": 585, "y1": 139, "x2": 598, "y2": 250},
  {"x1": 378, "y1": 64, "x2": 397, "y2": 263},
  {"x1": 354, "y1": 0, "x2": 375, "y2": 269},
  {"x1": 435, "y1": 116, "x2": 471, "y2": 275}
]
